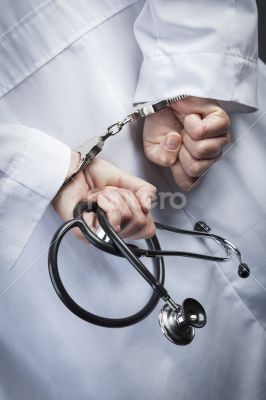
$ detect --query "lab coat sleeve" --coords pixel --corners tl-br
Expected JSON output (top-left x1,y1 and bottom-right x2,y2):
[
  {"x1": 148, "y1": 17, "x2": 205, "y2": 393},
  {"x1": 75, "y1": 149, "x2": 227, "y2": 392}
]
[
  {"x1": 134, "y1": 0, "x2": 258, "y2": 112},
  {"x1": 0, "y1": 125, "x2": 71, "y2": 270}
]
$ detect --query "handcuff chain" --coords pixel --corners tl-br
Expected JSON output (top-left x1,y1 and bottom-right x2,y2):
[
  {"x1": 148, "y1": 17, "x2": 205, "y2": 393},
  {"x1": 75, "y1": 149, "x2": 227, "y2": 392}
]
[
  {"x1": 106, "y1": 115, "x2": 134, "y2": 136},
  {"x1": 105, "y1": 94, "x2": 188, "y2": 136},
  {"x1": 105, "y1": 94, "x2": 190, "y2": 137}
]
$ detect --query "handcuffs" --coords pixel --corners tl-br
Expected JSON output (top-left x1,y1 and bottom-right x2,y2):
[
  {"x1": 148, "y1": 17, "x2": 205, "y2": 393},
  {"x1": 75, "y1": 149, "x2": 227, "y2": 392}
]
[
  {"x1": 61, "y1": 95, "x2": 188, "y2": 189},
  {"x1": 49, "y1": 95, "x2": 250, "y2": 346}
]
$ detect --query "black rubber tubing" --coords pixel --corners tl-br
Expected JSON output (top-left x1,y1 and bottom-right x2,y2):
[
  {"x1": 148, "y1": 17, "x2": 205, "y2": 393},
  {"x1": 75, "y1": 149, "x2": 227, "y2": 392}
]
[{"x1": 48, "y1": 202, "x2": 165, "y2": 328}]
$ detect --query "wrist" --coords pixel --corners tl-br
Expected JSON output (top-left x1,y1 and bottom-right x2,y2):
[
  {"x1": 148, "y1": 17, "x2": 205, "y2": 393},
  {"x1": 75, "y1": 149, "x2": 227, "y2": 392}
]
[{"x1": 67, "y1": 151, "x2": 81, "y2": 179}]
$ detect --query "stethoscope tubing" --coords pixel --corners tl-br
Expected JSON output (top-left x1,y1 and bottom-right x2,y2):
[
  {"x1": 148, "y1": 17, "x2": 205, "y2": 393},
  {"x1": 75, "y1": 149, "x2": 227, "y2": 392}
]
[
  {"x1": 48, "y1": 207, "x2": 165, "y2": 327},
  {"x1": 48, "y1": 202, "x2": 246, "y2": 328}
]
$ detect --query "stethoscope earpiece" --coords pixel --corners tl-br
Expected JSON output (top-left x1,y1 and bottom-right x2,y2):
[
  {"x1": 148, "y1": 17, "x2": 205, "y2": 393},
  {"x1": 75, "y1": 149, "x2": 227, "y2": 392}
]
[
  {"x1": 238, "y1": 263, "x2": 250, "y2": 278},
  {"x1": 159, "y1": 298, "x2": 206, "y2": 345}
]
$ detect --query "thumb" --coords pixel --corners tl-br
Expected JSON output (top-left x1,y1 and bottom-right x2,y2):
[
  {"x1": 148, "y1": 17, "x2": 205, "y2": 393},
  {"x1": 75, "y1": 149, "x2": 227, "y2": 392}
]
[{"x1": 157, "y1": 131, "x2": 182, "y2": 166}]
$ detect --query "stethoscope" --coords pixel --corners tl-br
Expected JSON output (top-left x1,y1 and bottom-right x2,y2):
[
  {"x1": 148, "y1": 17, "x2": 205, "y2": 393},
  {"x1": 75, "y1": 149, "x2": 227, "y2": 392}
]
[{"x1": 48, "y1": 97, "x2": 250, "y2": 345}]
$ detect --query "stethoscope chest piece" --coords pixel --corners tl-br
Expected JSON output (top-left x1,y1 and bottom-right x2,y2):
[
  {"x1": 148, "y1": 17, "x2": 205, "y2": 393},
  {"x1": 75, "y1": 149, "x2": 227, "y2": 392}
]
[{"x1": 159, "y1": 298, "x2": 207, "y2": 345}]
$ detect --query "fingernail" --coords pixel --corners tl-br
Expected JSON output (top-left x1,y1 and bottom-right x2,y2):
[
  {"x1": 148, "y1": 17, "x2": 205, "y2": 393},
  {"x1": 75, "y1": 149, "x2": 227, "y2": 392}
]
[{"x1": 165, "y1": 132, "x2": 180, "y2": 150}]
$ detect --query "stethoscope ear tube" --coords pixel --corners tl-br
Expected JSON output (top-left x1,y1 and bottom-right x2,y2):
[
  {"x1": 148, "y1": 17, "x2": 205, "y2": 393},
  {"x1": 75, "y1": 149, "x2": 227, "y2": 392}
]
[{"x1": 48, "y1": 203, "x2": 165, "y2": 328}]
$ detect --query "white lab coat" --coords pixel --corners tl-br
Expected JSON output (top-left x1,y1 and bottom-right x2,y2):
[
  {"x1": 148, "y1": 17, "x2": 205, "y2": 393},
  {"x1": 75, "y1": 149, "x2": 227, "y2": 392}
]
[{"x1": 0, "y1": 1, "x2": 265, "y2": 399}]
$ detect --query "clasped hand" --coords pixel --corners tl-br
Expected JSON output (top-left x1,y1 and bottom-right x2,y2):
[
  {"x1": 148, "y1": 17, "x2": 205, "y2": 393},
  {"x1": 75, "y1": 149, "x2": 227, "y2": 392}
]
[
  {"x1": 53, "y1": 158, "x2": 156, "y2": 240},
  {"x1": 144, "y1": 96, "x2": 230, "y2": 190}
]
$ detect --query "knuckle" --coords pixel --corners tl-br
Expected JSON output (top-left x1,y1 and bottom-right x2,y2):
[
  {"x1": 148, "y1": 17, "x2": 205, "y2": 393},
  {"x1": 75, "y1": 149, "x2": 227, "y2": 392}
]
[
  {"x1": 210, "y1": 144, "x2": 221, "y2": 156},
  {"x1": 146, "y1": 224, "x2": 156, "y2": 238},
  {"x1": 123, "y1": 208, "x2": 132, "y2": 220},
  {"x1": 221, "y1": 111, "x2": 231, "y2": 130},
  {"x1": 194, "y1": 141, "x2": 208, "y2": 158},
  {"x1": 148, "y1": 183, "x2": 157, "y2": 194},
  {"x1": 135, "y1": 213, "x2": 146, "y2": 228},
  {"x1": 192, "y1": 125, "x2": 205, "y2": 140},
  {"x1": 177, "y1": 181, "x2": 192, "y2": 191},
  {"x1": 122, "y1": 188, "x2": 131, "y2": 195},
  {"x1": 216, "y1": 134, "x2": 230, "y2": 152},
  {"x1": 207, "y1": 140, "x2": 223, "y2": 156},
  {"x1": 120, "y1": 187, "x2": 132, "y2": 199},
  {"x1": 188, "y1": 160, "x2": 203, "y2": 177},
  {"x1": 216, "y1": 108, "x2": 231, "y2": 130},
  {"x1": 159, "y1": 153, "x2": 174, "y2": 166},
  {"x1": 126, "y1": 193, "x2": 139, "y2": 211},
  {"x1": 107, "y1": 200, "x2": 119, "y2": 212},
  {"x1": 224, "y1": 131, "x2": 231, "y2": 143},
  {"x1": 216, "y1": 142, "x2": 225, "y2": 153}
]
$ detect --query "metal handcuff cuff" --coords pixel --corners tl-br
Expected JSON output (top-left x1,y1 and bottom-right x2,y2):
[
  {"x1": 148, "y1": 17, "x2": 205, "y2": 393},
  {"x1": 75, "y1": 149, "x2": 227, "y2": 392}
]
[{"x1": 48, "y1": 95, "x2": 250, "y2": 345}]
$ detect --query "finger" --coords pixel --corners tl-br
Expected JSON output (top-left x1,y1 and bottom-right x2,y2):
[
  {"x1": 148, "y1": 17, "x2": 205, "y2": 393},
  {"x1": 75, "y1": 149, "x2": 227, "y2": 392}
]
[
  {"x1": 170, "y1": 161, "x2": 196, "y2": 191},
  {"x1": 87, "y1": 180, "x2": 155, "y2": 219},
  {"x1": 144, "y1": 131, "x2": 182, "y2": 167},
  {"x1": 169, "y1": 96, "x2": 230, "y2": 140},
  {"x1": 127, "y1": 214, "x2": 156, "y2": 240},
  {"x1": 179, "y1": 144, "x2": 219, "y2": 178},
  {"x1": 87, "y1": 190, "x2": 101, "y2": 204},
  {"x1": 182, "y1": 131, "x2": 230, "y2": 159},
  {"x1": 85, "y1": 160, "x2": 156, "y2": 213},
  {"x1": 108, "y1": 171, "x2": 156, "y2": 215},
  {"x1": 170, "y1": 96, "x2": 226, "y2": 120},
  {"x1": 71, "y1": 212, "x2": 98, "y2": 242},
  {"x1": 96, "y1": 193, "x2": 123, "y2": 232},
  {"x1": 183, "y1": 111, "x2": 230, "y2": 140},
  {"x1": 83, "y1": 211, "x2": 99, "y2": 234},
  {"x1": 87, "y1": 186, "x2": 123, "y2": 205},
  {"x1": 143, "y1": 107, "x2": 183, "y2": 166},
  {"x1": 88, "y1": 186, "x2": 138, "y2": 217},
  {"x1": 155, "y1": 131, "x2": 182, "y2": 166},
  {"x1": 97, "y1": 188, "x2": 156, "y2": 239},
  {"x1": 102, "y1": 188, "x2": 132, "y2": 221},
  {"x1": 144, "y1": 107, "x2": 183, "y2": 140},
  {"x1": 99, "y1": 188, "x2": 135, "y2": 230},
  {"x1": 116, "y1": 189, "x2": 152, "y2": 238},
  {"x1": 133, "y1": 184, "x2": 157, "y2": 214}
]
